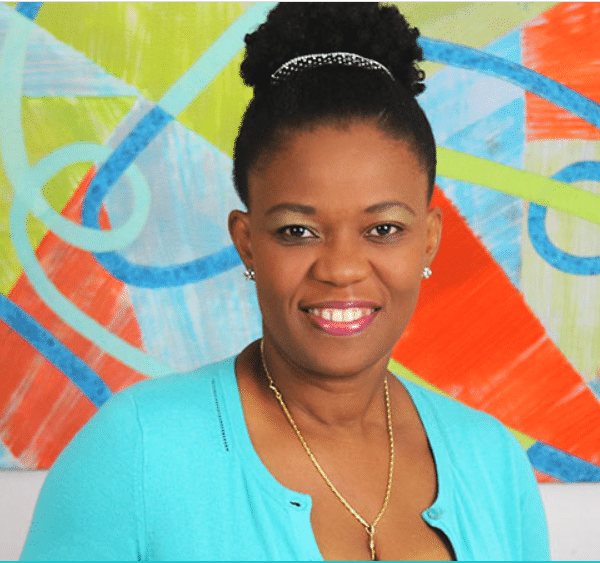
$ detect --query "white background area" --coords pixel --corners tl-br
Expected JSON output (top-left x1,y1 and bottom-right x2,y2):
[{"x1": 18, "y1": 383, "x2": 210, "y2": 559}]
[{"x1": 1, "y1": 471, "x2": 599, "y2": 561}]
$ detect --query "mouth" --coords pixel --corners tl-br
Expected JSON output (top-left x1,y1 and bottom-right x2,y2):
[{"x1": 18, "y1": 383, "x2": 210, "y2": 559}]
[{"x1": 302, "y1": 302, "x2": 380, "y2": 336}]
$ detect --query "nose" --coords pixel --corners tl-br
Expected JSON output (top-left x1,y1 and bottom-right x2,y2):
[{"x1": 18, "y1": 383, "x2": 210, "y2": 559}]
[{"x1": 311, "y1": 236, "x2": 371, "y2": 287}]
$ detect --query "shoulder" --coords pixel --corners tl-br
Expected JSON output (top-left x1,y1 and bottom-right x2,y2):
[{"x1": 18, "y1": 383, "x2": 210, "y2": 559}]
[
  {"x1": 115, "y1": 355, "x2": 236, "y2": 413},
  {"x1": 398, "y1": 375, "x2": 531, "y2": 478},
  {"x1": 400, "y1": 375, "x2": 512, "y2": 439},
  {"x1": 69, "y1": 356, "x2": 237, "y2": 456}
]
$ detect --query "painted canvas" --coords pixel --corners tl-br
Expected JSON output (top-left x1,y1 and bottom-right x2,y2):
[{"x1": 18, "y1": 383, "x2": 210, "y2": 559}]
[{"x1": 0, "y1": 2, "x2": 599, "y2": 482}]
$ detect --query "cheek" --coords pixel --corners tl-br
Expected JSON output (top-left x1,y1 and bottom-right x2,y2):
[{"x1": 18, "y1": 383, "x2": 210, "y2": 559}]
[
  {"x1": 253, "y1": 245, "x2": 314, "y2": 311},
  {"x1": 376, "y1": 238, "x2": 427, "y2": 282},
  {"x1": 374, "y1": 244, "x2": 426, "y2": 311}
]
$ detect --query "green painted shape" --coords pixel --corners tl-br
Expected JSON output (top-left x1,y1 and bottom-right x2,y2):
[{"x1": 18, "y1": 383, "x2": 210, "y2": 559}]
[
  {"x1": 178, "y1": 50, "x2": 250, "y2": 158},
  {"x1": 35, "y1": 2, "x2": 248, "y2": 103},
  {"x1": 437, "y1": 147, "x2": 600, "y2": 226},
  {"x1": 393, "y1": 2, "x2": 557, "y2": 77},
  {"x1": 521, "y1": 140, "x2": 600, "y2": 382},
  {"x1": 0, "y1": 96, "x2": 136, "y2": 295}
]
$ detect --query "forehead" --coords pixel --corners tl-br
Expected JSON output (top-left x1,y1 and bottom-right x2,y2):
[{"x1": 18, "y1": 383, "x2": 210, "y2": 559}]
[{"x1": 247, "y1": 122, "x2": 429, "y2": 213}]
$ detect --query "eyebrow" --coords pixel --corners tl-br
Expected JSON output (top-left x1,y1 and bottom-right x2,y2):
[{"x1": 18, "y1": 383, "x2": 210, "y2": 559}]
[
  {"x1": 265, "y1": 203, "x2": 317, "y2": 216},
  {"x1": 365, "y1": 201, "x2": 416, "y2": 215},
  {"x1": 264, "y1": 200, "x2": 416, "y2": 216}
]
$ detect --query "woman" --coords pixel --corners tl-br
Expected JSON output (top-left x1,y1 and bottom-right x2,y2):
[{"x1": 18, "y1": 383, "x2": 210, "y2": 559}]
[{"x1": 21, "y1": 3, "x2": 549, "y2": 561}]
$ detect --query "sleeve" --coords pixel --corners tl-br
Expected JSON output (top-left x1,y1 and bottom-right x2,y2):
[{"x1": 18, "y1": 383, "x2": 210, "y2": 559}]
[
  {"x1": 512, "y1": 438, "x2": 551, "y2": 561},
  {"x1": 20, "y1": 390, "x2": 146, "y2": 561}
]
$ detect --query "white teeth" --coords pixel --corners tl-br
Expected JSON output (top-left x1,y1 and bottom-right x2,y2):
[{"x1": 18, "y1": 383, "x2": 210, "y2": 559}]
[
  {"x1": 309, "y1": 307, "x2": 374, "y2": 322},
  {"x1": 343, "y1": 309, "x2": 356, "y2": 322}
]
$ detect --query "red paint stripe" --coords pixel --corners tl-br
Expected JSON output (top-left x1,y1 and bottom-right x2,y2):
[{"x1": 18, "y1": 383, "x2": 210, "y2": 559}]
[
  {"x1": 523, "y1": 2, "x2": 600, "y2": 140},
  {"x1": 0, "y1": 168, "x2": 148, "y2": 469},
  {"x1": 392, "y1": 186, "x2": 600, "y2": 466}
]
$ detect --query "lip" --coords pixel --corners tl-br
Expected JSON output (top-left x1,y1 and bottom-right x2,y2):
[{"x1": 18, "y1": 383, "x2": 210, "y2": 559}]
[
  {"x1": 301, "y1": 301, "x2": 380, "y2": 337},
  {"x1": 303, "y1": 301, "x2": 380, "y2": 309}
]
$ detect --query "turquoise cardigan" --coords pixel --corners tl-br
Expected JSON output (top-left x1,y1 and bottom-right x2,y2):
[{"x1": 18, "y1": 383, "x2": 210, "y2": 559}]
[{"x1": 21, "y1": 357, "x2": 549, "y2": 560}]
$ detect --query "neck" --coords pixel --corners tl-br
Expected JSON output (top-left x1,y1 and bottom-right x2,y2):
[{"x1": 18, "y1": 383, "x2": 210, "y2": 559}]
[{"x1": 258, "y1": 337, "x2": 391, "y2": 432}]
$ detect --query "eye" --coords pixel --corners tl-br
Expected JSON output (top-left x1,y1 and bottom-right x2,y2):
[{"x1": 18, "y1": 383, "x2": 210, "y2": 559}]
[
  {"x1": 366, "y1": 223, "x2": 403, "y2": 237},
  {"x1": 277, "y1": 225, "x2": 317, "y2": 240}
]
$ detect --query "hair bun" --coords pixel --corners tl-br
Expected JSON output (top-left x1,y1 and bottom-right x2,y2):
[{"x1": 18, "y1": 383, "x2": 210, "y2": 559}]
[{"x1": 241, "y1": 2, "x2": 425, "y2": 95}]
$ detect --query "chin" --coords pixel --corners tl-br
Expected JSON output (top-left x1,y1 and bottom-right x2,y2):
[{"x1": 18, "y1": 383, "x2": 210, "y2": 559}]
[{"x1": 291, "y1": 329, "x2": 398, "y2": 379}]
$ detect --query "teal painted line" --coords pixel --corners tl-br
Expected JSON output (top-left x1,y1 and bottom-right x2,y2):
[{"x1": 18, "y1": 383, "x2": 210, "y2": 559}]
[
  {"x1": 1, "y1": 2, "x2": 169, "y2": 375},
  {"x1": 16, "y1": 142, "x2": 151, "y2": 252},
  {"x1": 158, "y1": 2, "x2": 277, "y2": 116},
  {"x1": 9, "y1": 198, "x2": 173, "y2": 377},
  {"x1": 0, "y1": 7, "x2": 33, "y2": 186},
  {"x1": 2, "y1": 10, "x2": 151, "y2": 252}
]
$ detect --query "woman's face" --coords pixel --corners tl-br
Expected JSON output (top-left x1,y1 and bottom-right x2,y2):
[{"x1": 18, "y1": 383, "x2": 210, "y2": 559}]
[{"x1": 230, "y1": 121, "x2": 441, "y2": 377}]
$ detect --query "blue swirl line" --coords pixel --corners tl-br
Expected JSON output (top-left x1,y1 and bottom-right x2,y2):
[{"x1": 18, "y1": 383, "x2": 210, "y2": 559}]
[
  {"x1": 0, "y1": 293, "x2": 112, "y2": 408},
  {"x1": 528, "y1": 441, "x2": 600, "y2": 482},
  {"x1": 91, "y1": 245, "x2": 241, "y2": 289},
  {"x1": 82, "y1": 36, "x2": 600, "y2": 289},
  {"x1": 528, "y1": 162, "x2": 600, "y2": 275},
  {"x1": 79, "y1": 3, "x2": 274, "y2": 288},
  {"x1": 79, "y1": 105, "x2": 243, "y2": 288},
  {"x1": 419, "y1": 37, "x2": 600, "y2": 131},
  {"x1": 421, "y1": 37, "x2": 600, "y2": 275},
  {"x1": 15, "y1": 2, "x2": 43, "y2": 20},
  {"x1": 81, "y1": 105, "x2": 172, "y2": 230}
]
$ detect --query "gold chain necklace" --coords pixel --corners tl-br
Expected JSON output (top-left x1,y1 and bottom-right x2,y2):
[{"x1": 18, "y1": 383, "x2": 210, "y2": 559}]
[{"x1": 259, "y1": 339, "x2": 395, "y2": 561}]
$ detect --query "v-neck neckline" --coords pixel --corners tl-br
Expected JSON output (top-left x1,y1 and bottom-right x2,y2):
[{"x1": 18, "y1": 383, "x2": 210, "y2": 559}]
[{"x1": 214, "y1": 355, "x2": 455, "y2": 560}]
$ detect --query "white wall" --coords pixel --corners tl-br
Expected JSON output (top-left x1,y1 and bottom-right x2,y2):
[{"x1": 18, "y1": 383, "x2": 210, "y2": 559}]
[
  {"x1": 1, "y1": 472, "x2": 599, "y2": 561},
  {"x1": 1, "y1": 471, "x2": 46, "y2": 561}
]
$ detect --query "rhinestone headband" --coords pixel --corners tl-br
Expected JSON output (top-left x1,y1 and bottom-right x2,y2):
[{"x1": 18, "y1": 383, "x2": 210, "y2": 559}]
[{"x1": 270, "y1": 51, "x2": 395, "y2": 85}]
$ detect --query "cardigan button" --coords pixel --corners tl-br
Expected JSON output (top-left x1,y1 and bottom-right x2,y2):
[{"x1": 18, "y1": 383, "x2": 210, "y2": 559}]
[{"x1": 426, "y1": 507, "x2": 443, "y2": 520}]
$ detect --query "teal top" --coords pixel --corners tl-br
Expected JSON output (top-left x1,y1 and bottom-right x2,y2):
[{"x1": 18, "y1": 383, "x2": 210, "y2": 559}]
[{"x1": 21, "y1": 357, "x2": 549, "y2": 561}]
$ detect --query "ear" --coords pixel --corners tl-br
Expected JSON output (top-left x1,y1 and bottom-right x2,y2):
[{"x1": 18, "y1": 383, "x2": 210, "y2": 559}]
[
  {"x1": 425, "y1": 205, "x2": 442, "y2": 267},
  {"x1": 228, "y1": 209, "x2": 254, "y2": 269}
]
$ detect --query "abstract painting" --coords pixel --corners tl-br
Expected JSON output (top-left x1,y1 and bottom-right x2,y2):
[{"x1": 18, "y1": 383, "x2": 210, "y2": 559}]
[{"x1": 0, "y1": 2, "x2": 599, "y2": 482}]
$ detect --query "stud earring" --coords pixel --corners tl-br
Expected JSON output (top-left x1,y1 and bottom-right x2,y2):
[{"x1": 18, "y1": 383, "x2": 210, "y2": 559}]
[
  {"x1": 422, "y1": 266, "x2": 433, "y2": 279},
  {"x1": 243, "y1": 267, "x2": 255, "y2": 281}
]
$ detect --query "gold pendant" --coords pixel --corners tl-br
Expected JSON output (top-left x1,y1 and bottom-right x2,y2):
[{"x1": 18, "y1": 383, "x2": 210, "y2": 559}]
[{"x1": 367, "y1": 525, "x2": 376, "y2": 560}]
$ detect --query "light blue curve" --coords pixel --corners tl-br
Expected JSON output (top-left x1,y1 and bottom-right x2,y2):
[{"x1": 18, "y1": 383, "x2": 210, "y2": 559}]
[
  {"x1": 1, "y1": 9, "x2": 150, "y2": 252},
  {"x1": 9, "y1": 196, "x2": 172, "y2": 376},
  {"x1": 1, "y1": 5, "x2": 172, "y2": 377},
  {"x1": 0, "y1": 7, "x2": 32, "y2": 185},
  {"x1": 15, "y1": 143, "x2": 151, "y2": 252},
  {"x1": 80, "y1": 3, "x2": 279, "y2": 287},
  {"x1": 158, "y1": 2, "x2": 277, "y2": 116}
]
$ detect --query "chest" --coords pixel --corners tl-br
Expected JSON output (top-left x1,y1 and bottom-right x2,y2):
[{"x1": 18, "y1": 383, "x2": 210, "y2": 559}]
[{"x1": 241, "y1": 399, "x2": 453, "y2": 561}]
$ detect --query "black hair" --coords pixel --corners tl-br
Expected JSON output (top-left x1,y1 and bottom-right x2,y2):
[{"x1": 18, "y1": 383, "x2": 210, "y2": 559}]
[{"x1": 233, "y1": 2, "x2": 436, "y2": 208}]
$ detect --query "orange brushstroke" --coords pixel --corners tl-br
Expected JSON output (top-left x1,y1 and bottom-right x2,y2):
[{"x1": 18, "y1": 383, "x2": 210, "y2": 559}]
[
  {"x1": 534, "y1": 470, "x2": 561, "y2": 484},
  {"x1": 523, "y1": 2, "x2": 600, "y2": 141},
  {"x1": 0, "y1": 168, "x2": 148, "y2": 469},
  {"x1": 392, "y1": 186, "x2": 600, "y2": 466}
]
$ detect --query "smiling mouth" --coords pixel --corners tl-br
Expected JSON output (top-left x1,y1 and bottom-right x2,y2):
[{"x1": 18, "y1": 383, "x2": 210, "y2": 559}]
[{"x1": 304, "y1": 305, "x2": 379, "y2": 336}]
